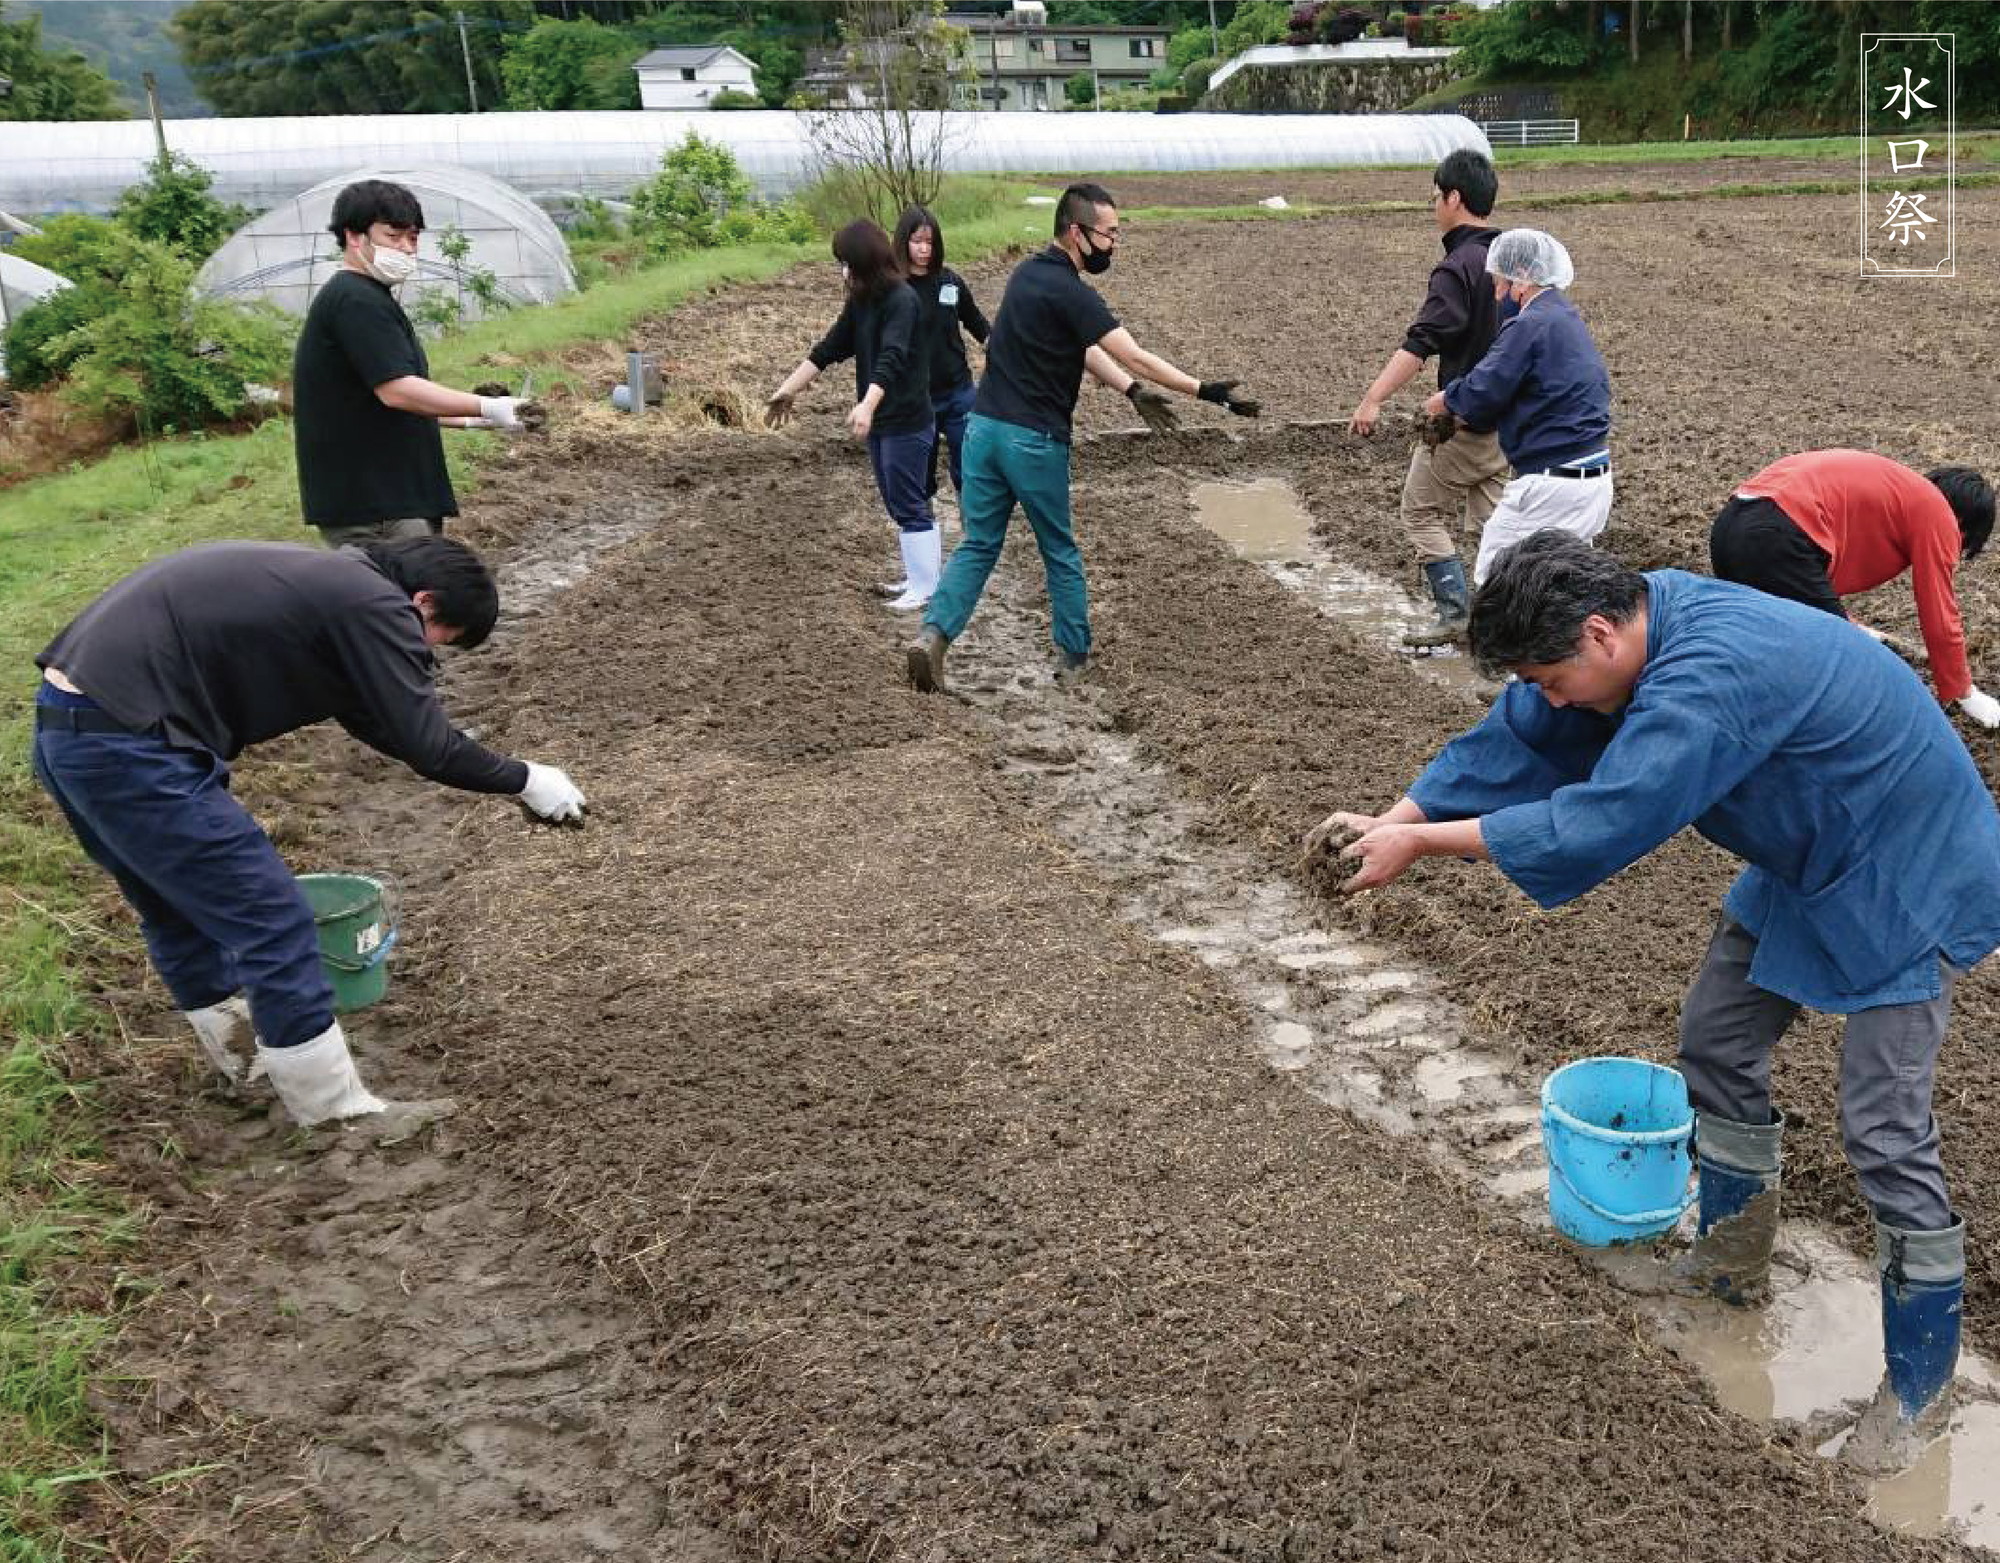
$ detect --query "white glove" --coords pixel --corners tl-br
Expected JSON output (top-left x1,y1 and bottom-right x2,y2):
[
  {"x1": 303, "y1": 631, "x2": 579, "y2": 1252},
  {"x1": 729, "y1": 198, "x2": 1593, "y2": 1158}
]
[
  {"x1": 476, "y1": 395, "x2": 525, "y2": 434},
  {"x1": 520, "y1": 761, "x2": 587, "y2": 823},
  {"x1": 1959, "y1": 687, "x2": 2000, "y2": 729}
]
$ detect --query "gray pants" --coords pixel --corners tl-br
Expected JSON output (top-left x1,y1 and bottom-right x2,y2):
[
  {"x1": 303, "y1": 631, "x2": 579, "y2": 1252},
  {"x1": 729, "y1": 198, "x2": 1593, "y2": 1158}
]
[
  {"x1": 1678, "y1": 916, "x2": 1957, "y2": 1231},
  {"x1": 316, "y1": 517, "x2": 442, "y2": 549}
]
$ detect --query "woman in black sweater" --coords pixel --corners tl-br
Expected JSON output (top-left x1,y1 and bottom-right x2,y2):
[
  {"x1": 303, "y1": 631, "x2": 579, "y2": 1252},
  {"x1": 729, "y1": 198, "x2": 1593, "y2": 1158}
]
[
  {"x1": 893, "y1": 204, "x2": 990, "y2": 502},
  {"x1": 766, "y1": 220, "x2": 940, "y2": 611}
]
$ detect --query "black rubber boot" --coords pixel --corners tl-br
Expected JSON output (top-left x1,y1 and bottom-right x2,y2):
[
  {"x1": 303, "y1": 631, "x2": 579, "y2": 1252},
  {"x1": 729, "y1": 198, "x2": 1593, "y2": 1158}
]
[
  {"x1": 906, "y1": 626, "x2": 949, "y2": 693},
  {"x1": 1402, "y1": 556, "x2": 1471, "y2": 650}
]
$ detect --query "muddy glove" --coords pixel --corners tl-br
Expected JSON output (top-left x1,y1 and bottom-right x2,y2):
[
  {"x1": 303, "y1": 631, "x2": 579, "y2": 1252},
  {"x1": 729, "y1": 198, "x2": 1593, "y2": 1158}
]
[
  {"x1": 1960, "y1": 687, "x2": 2000, "y2": 729},
  {"x1": 1126, "y1": 381, "x2": 1180, "y2": 434},
  {"x1": 470, "y1": 397, "x2": 540, "y2": 433},
  {"x1": 519, "y1": 761, "x2": 587, "y2": 824},
  {"x1": 764, "y1": 391, "x2": 796, "y2": 429},
  {"x1": 1197, "y1": 379, "x2": 1260, "y2": 418}
]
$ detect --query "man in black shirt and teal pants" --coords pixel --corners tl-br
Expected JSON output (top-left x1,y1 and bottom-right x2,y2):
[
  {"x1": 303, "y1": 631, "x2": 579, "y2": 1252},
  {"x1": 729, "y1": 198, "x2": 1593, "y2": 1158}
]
[
  {"x1": 906, "y1": 182, "x2": 1259, "y2": 693},
  {"x1": 292, "y1": 180, "x2": 535, "y2": 549}
]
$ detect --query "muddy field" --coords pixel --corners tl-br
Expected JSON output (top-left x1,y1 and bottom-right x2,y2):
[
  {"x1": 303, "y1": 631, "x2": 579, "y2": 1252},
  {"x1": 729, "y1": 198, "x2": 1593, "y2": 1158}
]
[{"x1": 56, "y1": 177, "x2": 2000, "y2": 1558}]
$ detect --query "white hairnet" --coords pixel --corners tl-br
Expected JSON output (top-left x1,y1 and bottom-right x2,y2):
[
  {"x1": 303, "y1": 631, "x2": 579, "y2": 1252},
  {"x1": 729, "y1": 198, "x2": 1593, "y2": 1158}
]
[{"x1": 1486, "y1": 228, "x2": 1575, "y2": 289}]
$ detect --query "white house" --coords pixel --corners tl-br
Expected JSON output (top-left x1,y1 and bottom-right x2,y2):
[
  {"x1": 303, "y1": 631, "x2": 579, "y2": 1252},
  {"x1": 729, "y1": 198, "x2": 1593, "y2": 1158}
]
[{"x1": 634, "y1": 45, "x2": 759, "y2": 110}]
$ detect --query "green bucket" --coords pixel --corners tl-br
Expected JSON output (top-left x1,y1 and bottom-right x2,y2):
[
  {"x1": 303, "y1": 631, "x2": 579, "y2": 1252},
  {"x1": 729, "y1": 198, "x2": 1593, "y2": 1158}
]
[{"x1": 296, "y1": 872, "x2": 396, "y2": 1012}]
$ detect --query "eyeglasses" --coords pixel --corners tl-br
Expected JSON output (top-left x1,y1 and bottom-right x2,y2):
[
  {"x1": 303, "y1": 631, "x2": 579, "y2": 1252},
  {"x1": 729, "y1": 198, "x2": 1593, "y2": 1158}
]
[{"x1": 1079, "y1": 222, "x2": 1121, "y2": 246}]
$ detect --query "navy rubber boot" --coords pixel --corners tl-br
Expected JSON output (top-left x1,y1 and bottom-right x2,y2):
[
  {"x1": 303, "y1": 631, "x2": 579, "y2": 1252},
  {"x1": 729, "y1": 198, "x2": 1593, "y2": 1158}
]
[
  {"x1": 1402, "y1": 556, "x2": 1471, "y2": 649},
  {"x1": 1686, "y1": 1109, "x2": 1784, "y2": 1305},
  {"x1": 1845, "y1": 1217, "x2": 1964, "y2": 1471},
  {"x1": 1883, "y1": 1218, "x2": 1964, "y2": 1421}
]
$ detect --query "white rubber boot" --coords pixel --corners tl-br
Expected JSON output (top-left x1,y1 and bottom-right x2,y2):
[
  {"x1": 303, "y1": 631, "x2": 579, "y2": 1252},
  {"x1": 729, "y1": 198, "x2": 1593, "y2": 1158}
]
[
  {"x1": 184, "y1": 996, "x2": 256, "y2": 1083},
  {"x1": 256, "y1": 1021, "x2": 386, "y2": 1125},
  {"x1": 886, "y1": 527, "x2": 942, "y2": 612}
]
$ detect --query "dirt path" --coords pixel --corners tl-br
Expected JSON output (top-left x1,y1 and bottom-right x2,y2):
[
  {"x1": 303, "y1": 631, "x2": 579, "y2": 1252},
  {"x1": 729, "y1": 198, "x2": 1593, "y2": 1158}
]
[{"x1": 65, "y1": 182, "x2": 2000, "y2": 1557}]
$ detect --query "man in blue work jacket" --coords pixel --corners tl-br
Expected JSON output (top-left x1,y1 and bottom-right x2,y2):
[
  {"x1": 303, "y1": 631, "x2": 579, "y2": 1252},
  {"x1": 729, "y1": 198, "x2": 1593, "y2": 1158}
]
[{"x1": 1307, "y1": 529, "x2": 2000, "y2": 1471}]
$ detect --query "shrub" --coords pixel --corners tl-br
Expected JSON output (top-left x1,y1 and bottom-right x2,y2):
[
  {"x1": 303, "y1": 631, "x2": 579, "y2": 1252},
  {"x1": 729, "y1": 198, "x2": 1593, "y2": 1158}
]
[
  {"x1": 113, "y1": 150, "x2": 246, "y2": 264},
  {"x1": 630, "y1": 131, "x2": 813, "y2": 257},
  {"x1": 1318, "y1": 7, "x2": 1371, "y2": 44},
  {"x1": 1065, "y1": 71, "x2": 1095, "y2": 107},
  {"x1": 48, "y1": 240, "x2": 291, "y2": 432},
  {"x1": 4, "y1": 217, "x2": 152, "y2": 390},
  {"x1": 1181, "y1": 57, "x2": 1218, "y2": 97},
  {"x1": 709, "y1": 88, "x2": 761, "y2": 109}
]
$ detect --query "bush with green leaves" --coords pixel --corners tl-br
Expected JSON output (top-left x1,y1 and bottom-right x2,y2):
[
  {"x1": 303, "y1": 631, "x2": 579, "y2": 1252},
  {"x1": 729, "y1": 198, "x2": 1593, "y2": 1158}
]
[
  {"x1": 630, "y1": 131, "x2": 813, "y2": 257},
  {"x1": 3, "y1": 217, "x2": 153, "y2": 391},
  {"x1": 1452, "y1": 2, "x2": 1594, "y2": 75},
  {"x1": 1065, "y1": 71, "x2": 1096, "y2": 107},
  {"x1": 113, "y1": 151, "x2": 248, "y2": 265},
  {"x1": 49, "y1": 242, "x2": 292, "y2": 433},
  {"x1": 709, "y1": 88, "x2": 762, "y2": 109}
]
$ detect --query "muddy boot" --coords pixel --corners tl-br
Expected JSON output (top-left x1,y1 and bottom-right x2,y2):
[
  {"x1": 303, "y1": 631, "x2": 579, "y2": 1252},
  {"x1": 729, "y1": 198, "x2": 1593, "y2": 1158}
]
[
  {"x1": 1845, "y1": 1216, "x2": 1964, "y2": 1473},
  {"x1": 1054, "y1": 647, "x2": 1089, "y2": 686},
  {"x1": 1678, "y1": 1109, "x2": 1785, "y2": 1304},
  {"x1": 184, "y1": 995, "x2": 257, "y2": 1084},
  {"x1": 256, "y1": 1021, "x2": 386, "y2": 1126},
  {"x1": 1402, "y1": 556, "x2": 1470, "y2": 650},
  {"x1": 906, "y1": 625, "x2": 949, "y2": 693}
]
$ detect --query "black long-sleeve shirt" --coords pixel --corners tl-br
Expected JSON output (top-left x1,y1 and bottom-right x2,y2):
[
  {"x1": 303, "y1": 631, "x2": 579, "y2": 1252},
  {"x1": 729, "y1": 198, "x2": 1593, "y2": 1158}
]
[
  {"x1": 905, "y1": 266, "x2": 989, "y2": 397},
  {"x1": 807, "y1": 281, "x2": 932, "y2": 436},
  {"x1": 38, "y1": 542, "x2": 527, "y2": 794},
  {"x1": 1401, "y1": 224, "x2": 1501, "y2": 389}
]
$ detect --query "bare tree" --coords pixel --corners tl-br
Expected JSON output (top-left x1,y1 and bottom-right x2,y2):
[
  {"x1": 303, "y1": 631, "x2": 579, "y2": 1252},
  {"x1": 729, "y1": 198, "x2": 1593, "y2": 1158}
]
[{"x1": 802, "y1": 0, "x2": 975, "y2": 222}]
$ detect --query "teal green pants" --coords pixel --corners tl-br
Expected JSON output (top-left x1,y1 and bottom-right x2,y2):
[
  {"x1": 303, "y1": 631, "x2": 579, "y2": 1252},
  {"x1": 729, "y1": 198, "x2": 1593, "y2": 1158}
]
[{"x1": 924, "y1": 414, "x2": 1089, "y2": 656}]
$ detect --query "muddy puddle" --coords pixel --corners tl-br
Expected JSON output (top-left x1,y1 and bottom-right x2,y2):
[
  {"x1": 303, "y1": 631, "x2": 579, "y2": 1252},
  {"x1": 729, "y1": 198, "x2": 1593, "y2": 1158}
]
[
  {"x1": 948, "y1": 536, "x2": 1999, "y2": 1551},
  {"x1": 1188, "y1": 477, "x2": 1493, "y2": 704}
]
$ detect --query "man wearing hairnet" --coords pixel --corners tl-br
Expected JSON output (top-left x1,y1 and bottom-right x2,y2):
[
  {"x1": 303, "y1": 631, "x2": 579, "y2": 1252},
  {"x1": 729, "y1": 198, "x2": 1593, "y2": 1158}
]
[{"x1": 1423, "y1": 229, "x2": 1613, "y2": 585}]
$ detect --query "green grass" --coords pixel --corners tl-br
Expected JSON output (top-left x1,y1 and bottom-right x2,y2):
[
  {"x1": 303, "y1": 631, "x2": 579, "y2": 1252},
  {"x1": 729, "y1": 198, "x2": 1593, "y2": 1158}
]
[{"x1": 0, "y1": 175, "x2": 1039, "y2": 1557}]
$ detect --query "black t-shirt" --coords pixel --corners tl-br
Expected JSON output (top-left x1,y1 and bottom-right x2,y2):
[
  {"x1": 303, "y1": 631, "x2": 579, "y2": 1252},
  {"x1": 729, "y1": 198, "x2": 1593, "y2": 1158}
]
[
  {"x1": 974, "y1": 247, "x2": 1119, "y2": 442},
  {"x1": 39, "y1": 542, "x2": 525, "y2": 793},
  {"x1": 807, "y1": 282, "x2": 932, "y2": 437},
  {"x1": 906, "y1": 266, "x2": 990, "y2": 397},
  {"x1": 292, "y1": 269, "x2": 457, "y2": 527}
]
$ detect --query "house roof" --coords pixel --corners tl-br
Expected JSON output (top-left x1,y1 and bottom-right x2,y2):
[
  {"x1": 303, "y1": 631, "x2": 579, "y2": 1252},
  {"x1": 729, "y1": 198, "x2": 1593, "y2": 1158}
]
[{"x1": 634, "y1": 45, "x2": 758, "y2": 73}]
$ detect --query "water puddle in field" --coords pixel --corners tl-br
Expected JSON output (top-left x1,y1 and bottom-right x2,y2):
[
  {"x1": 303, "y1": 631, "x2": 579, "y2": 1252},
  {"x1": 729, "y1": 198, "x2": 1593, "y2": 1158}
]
[
  {"x1": 1189, "y1": 478, "x2": 1494, "y2": 705},
  {"x1": 945, "y1": 502, "x2": 1997, "y2": 1551}
]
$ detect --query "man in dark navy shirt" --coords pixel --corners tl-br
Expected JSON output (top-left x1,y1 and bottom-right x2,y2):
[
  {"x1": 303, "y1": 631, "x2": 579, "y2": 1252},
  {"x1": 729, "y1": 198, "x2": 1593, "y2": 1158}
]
[
  {"x1": 1349, "y1": 150, "x2": 1509, "y2": 648},
  {"x1": 1424, "y1": 228, "x2": 1614, "y2": 587},
  {"x1": 34, "y1": 537, "x2": 585, "y2": 1128},
  {"x1": 293, "y1": 179, "x2": 536, "y2": 549},
  {"x1": 905, "y1": 182, "x2": 1258, "y2": 694}
]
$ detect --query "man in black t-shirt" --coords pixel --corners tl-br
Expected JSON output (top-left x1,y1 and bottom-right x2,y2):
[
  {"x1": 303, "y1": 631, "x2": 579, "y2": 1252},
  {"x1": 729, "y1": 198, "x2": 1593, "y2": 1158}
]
[
  {"x1": 293, "y1": 180, "x2": 536, "y2": 548},
  {"x1": 905, "y1": 182, "x2": 1258, "y2": 694}
]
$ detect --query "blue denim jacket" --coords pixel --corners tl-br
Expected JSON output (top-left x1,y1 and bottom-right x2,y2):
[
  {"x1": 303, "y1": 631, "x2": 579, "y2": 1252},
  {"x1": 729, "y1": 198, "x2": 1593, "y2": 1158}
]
[{"x1": 1410, "y1": 571, "x2": 2000, "y2": 1012}]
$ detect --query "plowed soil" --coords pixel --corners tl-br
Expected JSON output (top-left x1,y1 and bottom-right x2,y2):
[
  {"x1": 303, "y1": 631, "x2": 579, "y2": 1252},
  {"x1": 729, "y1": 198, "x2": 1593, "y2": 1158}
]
[{"x1": 55, "y1": 178, "x2": 2000, "y2": 1559}]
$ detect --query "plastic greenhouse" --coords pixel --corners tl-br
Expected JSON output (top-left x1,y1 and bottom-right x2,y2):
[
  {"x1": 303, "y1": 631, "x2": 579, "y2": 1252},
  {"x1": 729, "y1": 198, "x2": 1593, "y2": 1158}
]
[
  {"x1": 194, "y1": 164, "x2": 577, "y2": 320},
  {"x1": 0, "y1": 111, "x2": 1491, "y2": 217},
  {"x1": 0, "y1": 252, "x2": 74, "y2": 379}
]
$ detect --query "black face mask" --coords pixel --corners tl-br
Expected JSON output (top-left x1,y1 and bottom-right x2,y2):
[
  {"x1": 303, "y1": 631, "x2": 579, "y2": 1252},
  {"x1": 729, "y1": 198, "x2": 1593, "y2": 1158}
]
[{"x1": 1078, "y1": 233, "x2": 1113, "y2": 275}]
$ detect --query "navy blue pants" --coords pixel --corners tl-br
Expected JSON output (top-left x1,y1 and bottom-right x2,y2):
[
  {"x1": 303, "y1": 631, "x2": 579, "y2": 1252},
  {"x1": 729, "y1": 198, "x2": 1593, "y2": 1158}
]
[
  {"x1": 868, "y1": 426, "x2": 938, "y2": 535},
  {"x1": 928, "y1": 381, "x2": 978, "y2": 498},
  {"x1": 33, "y1": 686, "x2": 332, "y2": 1049}
]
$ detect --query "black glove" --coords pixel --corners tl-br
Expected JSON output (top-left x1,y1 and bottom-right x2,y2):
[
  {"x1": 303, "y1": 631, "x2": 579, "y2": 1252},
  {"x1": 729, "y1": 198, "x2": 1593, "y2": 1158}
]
[
  {"x1": 1125, "y1": 381, "x2": 1180, "y2": 435},
  {"x1": 1197, "y1": 379, "x2": 1260, "y2": 418}
]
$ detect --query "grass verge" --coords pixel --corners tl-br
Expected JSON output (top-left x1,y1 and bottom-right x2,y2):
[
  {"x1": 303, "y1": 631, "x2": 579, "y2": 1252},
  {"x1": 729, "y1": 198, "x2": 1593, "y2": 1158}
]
[{"x1": 0, "y1": 174, "x2": 1031, "y2": 1556}]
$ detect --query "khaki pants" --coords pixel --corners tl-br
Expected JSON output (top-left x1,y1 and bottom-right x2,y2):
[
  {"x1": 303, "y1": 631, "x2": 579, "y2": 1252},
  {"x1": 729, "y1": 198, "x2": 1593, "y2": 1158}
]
[
  {"x1": 316, "y1": 517, "x2": 442, "y2": 550},
  {"x1": 1399, "y1": 428, "x2": 1509, "y2": 564}
]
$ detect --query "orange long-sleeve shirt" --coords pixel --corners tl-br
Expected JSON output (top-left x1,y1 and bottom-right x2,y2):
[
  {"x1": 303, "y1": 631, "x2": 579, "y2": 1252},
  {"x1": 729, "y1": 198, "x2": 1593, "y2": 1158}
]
[{"x1": 1738, "y1": 449, "x2": 1971, "y2": 703}]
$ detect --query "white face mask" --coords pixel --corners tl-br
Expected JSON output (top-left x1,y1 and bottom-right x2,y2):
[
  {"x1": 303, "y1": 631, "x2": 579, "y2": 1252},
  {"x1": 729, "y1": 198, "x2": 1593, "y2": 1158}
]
[{"x1": 363, "y1": 239, "x2": 419, "y2": 287}]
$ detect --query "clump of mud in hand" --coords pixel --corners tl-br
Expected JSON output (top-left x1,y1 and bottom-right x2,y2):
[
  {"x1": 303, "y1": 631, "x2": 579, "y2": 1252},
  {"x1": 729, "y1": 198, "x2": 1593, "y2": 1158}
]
[
  {"x1": 1297, "y1": 814, "x2": 1365, "y2": 896},
  {"x1": 1417, "y1": 410, "x2": 1458, "y2": 449}
]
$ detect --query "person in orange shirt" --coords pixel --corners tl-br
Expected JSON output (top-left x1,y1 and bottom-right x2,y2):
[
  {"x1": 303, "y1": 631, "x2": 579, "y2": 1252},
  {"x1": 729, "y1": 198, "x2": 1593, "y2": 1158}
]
[{"x1": 1708, "y1": 449, "x2": 1996, "y2": 729}]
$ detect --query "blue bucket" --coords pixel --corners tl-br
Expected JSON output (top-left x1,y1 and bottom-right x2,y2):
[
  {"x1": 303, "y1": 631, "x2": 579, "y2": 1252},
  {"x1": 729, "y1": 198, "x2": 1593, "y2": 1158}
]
[{"x1": 1540, "y1": 1057, "x2": 1694, "y2": 1246}]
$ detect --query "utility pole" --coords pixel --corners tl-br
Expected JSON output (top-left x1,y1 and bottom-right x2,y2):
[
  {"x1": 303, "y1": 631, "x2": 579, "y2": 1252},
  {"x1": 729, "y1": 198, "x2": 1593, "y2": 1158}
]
[
  {"x1": 456, "y1": 11, "x2": 478, "y2": 113},
  {"x1": 142, "y1": 69, "x2": 167, "y2": 158},
  {"x1": 1208, "y1": 0, "x2": 1219, "y2": 60}
]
